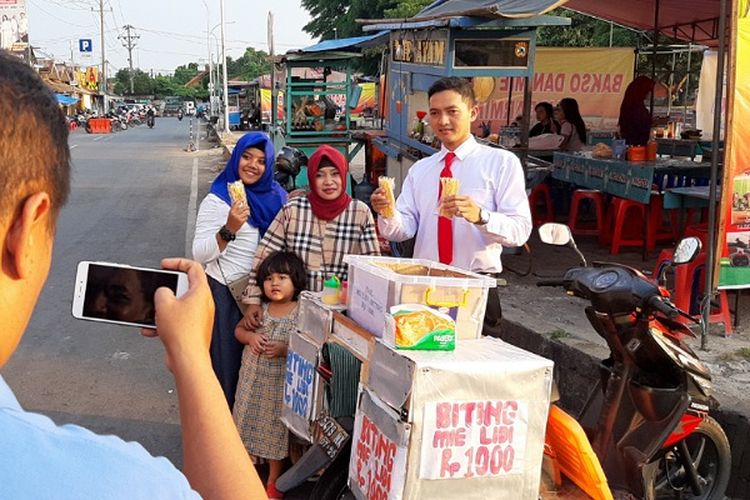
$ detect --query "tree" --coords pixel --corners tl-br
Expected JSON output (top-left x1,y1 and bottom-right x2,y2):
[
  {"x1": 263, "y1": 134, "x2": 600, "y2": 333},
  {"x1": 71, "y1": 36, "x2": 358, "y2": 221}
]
[
  {"x1": 300, "y1": 0, "x2": 432, "y2": 75},
  {"x1": 226, "y1": 48, "x2": 272, "y2": 81}
]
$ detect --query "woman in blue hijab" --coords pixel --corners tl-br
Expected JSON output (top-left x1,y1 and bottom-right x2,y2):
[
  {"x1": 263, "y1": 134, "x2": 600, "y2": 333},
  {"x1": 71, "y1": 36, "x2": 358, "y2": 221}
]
[{"x1": 192, "y1": 132, "x2": 286, "y2": 409}]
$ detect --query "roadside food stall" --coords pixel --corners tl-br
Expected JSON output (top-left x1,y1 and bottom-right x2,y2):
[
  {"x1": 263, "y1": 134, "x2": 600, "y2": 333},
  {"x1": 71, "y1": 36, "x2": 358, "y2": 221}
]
[
  {"x1": 274, "y1": 49, "x2": 364, "y2": 189},
  {"x1": 559, "y1": 0, "x2": 746, "y2": 344},
  {"x1": 360, "y1": 2, "x2": 571, "y2": 193}
]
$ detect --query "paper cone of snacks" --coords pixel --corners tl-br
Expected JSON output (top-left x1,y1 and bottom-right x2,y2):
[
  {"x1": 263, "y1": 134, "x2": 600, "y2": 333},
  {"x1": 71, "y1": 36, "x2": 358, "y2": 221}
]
[
  {"x1": 228, "y1": 180, "x2": 248, "y2": 209},
  {"x1": 378, "y1": 176, "x2": 397, "y2": 218},
  {"x1": 439, "y1": 177, "x2": 460, "y2": 218}
]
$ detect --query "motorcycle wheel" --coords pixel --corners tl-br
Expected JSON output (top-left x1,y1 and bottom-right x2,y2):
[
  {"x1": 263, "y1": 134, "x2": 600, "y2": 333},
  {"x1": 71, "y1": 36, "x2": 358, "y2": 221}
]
[
  {"x1": 651, "y1": 416, "x2": 731, "y2": 499},
  {"x1": 120, "y1": 122, "x2": 128, "y2": 131},
  {"x1": 309, "y1": 447, "x2": 353, "y2": 500}
]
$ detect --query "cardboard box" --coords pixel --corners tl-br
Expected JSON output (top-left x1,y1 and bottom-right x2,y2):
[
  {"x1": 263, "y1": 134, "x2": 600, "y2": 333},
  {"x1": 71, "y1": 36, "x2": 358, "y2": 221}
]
[
  {"x1": 281, "y1": 329, "x2": 325, "y2": 443},
  {"x1": 354, "y1": 337, "x2": 554, "y2": 499},
  {"x1": 344, "y1": 256, "x2": 495, "y2": 340}
]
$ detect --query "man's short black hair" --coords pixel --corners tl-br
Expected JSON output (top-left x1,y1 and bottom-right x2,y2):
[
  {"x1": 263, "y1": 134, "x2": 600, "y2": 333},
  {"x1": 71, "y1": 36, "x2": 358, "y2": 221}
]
[
  {"x1": 0, "y1": 50, "x2": 71, "y2": 229},
  {"x1": 256, "y1": 251, "x2": 307, "y2": 301},
  {"x1": 428, "y1": 77, "x2": 475, "y2": 106}
]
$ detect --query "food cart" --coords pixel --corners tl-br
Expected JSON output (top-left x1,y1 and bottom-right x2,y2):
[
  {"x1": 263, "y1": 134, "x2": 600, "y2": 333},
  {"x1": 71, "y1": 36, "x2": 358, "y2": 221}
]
[
  {"x1": 359, "y1": 5, "x2": 570, "y2": 193},
  {"x1": 275, "y1": 50, "x2": 363, "y2": 190}
]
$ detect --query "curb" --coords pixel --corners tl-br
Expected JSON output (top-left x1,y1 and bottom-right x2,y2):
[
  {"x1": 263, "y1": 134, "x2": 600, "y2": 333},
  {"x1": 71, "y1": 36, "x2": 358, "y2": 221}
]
[{"x1": 499, "y1": 318, "x2": 748, "y2": 498}]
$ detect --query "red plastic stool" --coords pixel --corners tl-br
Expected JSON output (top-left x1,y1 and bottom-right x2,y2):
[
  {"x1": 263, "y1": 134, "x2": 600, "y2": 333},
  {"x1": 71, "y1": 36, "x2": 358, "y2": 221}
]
[
  {"x1": 567, "y1": 189, "x2": 604, "y2": 237},
  {"x1": 529, "y1": 183, "x2": 555, "y2": 226},
  {"x1": 684, "y1": 223, "x2": 710, "y2": 249},
  {"x1": 673, "y1": 252, "x2": 733, "y2": 335},
  {"x1": 604, "y1": 197, "x2": 646, "y2": 255}
]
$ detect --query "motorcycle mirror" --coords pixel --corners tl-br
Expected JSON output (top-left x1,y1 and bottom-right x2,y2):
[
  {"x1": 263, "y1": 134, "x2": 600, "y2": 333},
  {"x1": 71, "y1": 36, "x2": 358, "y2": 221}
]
[
  {"x1": 673, "y1": 237, "x2": 702, "y2": 265},
  {"x1": 539, "y1": 223, "x2": 572, "y2": 246},
  {"x1": 538, "y1": 223, "x2": 588, "y2": 267}
]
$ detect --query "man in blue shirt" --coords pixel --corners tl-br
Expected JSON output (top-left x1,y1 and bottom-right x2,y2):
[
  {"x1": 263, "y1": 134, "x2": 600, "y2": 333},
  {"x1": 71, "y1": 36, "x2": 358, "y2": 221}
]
[{"x1": 0, "y1": 52, "x2": 266, "y2": 498}]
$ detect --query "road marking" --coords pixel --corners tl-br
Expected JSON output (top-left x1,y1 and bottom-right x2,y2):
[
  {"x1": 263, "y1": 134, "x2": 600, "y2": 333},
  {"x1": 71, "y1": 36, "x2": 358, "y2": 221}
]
[
  {"x1": 185, "y1": 157, "x2": 198, "y2": 259},
  {"x1": 70, "y1": 144, "x2": 78, "y2": 149}
]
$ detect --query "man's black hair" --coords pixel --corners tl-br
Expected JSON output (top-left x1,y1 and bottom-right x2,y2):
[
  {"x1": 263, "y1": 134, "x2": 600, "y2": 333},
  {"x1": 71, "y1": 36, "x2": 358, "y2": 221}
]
[
  {"x1": 427, "y1": 77, "x2": 475, "y2": 106},
  {"x1": 0, "y1": 50, "x2": 71, "y2": 227},
  {"x1": 256, "y1": 251, "x2": 307, "y2": 301}
]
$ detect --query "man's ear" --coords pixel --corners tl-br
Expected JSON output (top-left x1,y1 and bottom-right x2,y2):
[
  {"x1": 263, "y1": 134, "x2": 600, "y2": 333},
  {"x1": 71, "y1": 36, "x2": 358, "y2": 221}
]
[
  {"x1": 3, "y1": 192, "x2": 52, "y2": 280},
  {"x1": 469, "y1": 104, "x2": 479, "y2": 123}
]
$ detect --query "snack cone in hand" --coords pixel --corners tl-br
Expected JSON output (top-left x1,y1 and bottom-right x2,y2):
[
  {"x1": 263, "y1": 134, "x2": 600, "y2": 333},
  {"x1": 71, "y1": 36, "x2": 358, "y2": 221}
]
[
  {"x1": 228, "y1": 180, "x2": 248, "y2": 207},
  {"x1": 378, "y1": 176, "x2": 396, "y2": 218},
  {"x1": 439, "y1": 177, "x2": 460, "y2": 218}
]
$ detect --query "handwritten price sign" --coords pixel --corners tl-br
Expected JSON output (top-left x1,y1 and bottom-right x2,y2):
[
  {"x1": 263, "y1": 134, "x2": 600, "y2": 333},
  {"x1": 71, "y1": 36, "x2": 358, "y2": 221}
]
[
  {"x1": 284, "y1": 351, "x2": 315, "y2": 420},
  {"x1": 419, "y1": 400, "x2": 528, "y2": 480}
]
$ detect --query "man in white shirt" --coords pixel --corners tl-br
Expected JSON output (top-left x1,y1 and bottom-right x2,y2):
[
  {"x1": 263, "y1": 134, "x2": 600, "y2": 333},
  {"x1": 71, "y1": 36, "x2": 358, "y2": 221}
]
[{"x1": 371, "y1": 77, "x2": 532, "y2": 328}]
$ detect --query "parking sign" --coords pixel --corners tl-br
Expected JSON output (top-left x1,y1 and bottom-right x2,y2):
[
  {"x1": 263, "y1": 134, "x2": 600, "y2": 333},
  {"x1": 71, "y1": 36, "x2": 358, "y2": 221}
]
[{"x1": 79, "y1": 39, "x2": 92, "y2": 53}]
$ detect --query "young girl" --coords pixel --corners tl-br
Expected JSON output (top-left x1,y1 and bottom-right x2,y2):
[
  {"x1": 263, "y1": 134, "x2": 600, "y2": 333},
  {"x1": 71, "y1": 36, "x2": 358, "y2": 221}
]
[{"x1": 233, "y1": 251, "x2": 306, "y2": 500}]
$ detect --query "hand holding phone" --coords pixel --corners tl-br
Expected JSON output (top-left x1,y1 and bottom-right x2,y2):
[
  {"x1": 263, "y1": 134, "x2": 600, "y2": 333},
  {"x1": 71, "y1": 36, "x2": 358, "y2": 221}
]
[{"x1": 143, "y1": 258, "x2": 215, "y2": 370}]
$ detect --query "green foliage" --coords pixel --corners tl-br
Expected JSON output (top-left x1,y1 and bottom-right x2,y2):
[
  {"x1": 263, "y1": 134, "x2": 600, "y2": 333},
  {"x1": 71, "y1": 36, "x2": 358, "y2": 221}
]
[
  {"x1": 300, "y1": 0, "x2": 432, "y2": 75},
  {"x1": 537, "y1": 9, "x2": 641, "y2": 48},
  {"x1": 226, "y1": 47, "x2": 272, "y2": 81}
]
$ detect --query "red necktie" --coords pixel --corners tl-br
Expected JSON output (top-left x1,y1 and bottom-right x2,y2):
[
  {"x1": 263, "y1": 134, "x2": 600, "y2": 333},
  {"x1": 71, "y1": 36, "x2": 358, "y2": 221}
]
[{"x1": 438, "y1": 152, "x2": 455, "y2": 264}]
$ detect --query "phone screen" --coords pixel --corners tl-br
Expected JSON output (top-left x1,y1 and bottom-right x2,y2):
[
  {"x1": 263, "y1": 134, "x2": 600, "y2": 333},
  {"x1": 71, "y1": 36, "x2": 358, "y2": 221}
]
[{"x1": 82, "y1": 264, "x2": 178, "y2": 326}]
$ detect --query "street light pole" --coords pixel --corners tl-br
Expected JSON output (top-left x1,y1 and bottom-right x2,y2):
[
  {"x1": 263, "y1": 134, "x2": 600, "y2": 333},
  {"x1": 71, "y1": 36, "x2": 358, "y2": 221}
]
[
  {"x1": 202, "y1": 1, "x2": 214, "y2": 116},
  {"x1": 220, "y1": 0, "x2": 229, "y2": 132}
]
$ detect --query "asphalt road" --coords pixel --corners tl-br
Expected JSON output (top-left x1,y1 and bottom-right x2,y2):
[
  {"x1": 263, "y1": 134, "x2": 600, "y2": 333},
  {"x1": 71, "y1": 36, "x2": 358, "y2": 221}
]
[{"x1": 2, "y1": 117, "x2": 213, "y2": 467}]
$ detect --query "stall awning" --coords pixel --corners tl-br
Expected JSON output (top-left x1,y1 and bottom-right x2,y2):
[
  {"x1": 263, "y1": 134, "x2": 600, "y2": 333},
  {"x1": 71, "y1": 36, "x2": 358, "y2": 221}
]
[
  {"x1": 564, "y1": 0, "x2": 724, "y2": 46},
  {"x1": 56, "y1": 94, "x2": 79, "y2": 106},
  {"x1": 301, "y1": 32, "x2": 389, "y2": 53},
  {"x1": 413, "y1": 0, "x2": 568, "y2": 20}
]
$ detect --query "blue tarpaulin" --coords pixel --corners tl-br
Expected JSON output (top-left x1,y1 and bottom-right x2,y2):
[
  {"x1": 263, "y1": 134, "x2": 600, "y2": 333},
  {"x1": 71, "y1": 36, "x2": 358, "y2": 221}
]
[
  {"x1": 56, "y1": 94, "x2": 79, "y2": 106},
  {"x1": 300, "y1": 32, "x2": 388, "y2": 53}
]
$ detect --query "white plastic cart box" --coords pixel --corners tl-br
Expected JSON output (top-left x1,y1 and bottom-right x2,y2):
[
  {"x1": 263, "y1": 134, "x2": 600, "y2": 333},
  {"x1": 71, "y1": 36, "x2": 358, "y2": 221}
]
[
  {"x1": 343, "y1": 256, "x2": 496, "y2": 340},
  {"x1": 298, "y1": 291, "x2": 343, "y2": 347},
  {"x1": 357, "y1": 337, "x2": 554, "y2": 499}
]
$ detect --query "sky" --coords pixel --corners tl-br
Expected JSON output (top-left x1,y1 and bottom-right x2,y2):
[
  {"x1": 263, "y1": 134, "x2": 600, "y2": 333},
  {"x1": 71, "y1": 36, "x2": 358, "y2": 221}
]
[{"x1": 27, "y1": 0, "x2": 316, "y2": 75}]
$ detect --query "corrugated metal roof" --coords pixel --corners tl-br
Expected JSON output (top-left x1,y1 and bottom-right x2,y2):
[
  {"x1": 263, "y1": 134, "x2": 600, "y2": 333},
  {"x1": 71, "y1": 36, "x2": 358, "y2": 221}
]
[{"x1": 300, "y1": 31, "x2": 388, "y2": 53}]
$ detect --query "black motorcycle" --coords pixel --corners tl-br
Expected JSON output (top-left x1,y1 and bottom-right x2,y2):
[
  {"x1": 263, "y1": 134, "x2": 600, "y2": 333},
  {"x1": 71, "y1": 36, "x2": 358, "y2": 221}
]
[{"x1": 538, "y1": 223, "x2": 731, "y2": 499}]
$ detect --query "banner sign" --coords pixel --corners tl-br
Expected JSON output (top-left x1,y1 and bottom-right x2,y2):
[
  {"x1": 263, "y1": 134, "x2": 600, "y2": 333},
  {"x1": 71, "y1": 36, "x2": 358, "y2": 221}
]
[
  {"x1": 473, "y1": 47, "x2": 634, "y2": 134},
  {"x1": 418, "y1": 400, "x2": 528, "y2": 480},
  {"x1": 718, "y1": 1, "x2": 750, "y2": 289},
  {"x1": 0, "y1": 0, "x2": 28, "y2": 51}
]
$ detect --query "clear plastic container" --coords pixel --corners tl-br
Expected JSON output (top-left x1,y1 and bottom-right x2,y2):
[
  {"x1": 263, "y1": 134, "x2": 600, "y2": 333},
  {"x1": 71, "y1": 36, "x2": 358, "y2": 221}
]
[{"x1": 343, "y1": 255, "x2": 496, "y2": 339}]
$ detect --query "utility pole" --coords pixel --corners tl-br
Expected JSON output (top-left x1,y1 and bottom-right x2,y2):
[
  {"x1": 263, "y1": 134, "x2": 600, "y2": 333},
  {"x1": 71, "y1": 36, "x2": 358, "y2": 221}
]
[
  {"x1": 220, "y1": 0, "x2": 229, "y2": 132},
  {"x1": 97, "y1": 0, "x2": 107, "y2": 113},
  {"x1": 118, "y1": 25, "x2": 140, "y2": 95}
]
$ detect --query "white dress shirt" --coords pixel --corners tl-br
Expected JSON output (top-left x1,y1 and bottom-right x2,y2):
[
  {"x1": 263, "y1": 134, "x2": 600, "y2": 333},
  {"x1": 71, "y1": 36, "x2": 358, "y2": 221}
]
[
  {"x1": 192, "y1": 193, "x2": 259, "y2": 283},
  {"x1": 378, "y1": 135, "x2": 532, "y2": 273}
]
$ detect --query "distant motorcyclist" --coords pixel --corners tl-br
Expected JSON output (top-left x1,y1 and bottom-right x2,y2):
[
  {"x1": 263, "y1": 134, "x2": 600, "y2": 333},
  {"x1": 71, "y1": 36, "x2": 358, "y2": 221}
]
[
  {"x1": 146, "y1": 106, "x2": 156, "y2": 128},
  {"x1": 177, "y1": 108, "x2": 184, "y2": 121}
]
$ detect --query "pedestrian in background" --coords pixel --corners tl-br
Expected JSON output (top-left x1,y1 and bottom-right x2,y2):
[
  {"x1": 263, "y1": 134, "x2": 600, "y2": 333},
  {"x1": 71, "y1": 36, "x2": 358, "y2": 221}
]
[
  {"x1": 192, "y1": 132, "x2": 287, "y2": 409},
  {"x1": 555, "y1": 97, "x2": 587, "y2": 151}
]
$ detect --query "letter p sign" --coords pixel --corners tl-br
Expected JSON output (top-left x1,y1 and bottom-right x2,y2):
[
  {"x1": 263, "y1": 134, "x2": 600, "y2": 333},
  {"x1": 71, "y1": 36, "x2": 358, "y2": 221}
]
[{"x1": 79, "y1": 39, "x2": 93, "y2": 53}]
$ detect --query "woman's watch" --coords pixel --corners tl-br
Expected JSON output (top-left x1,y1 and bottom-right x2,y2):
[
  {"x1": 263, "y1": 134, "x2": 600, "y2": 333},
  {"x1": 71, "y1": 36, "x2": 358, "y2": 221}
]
[
  {"x1": 475, "y1": 208, "x2": 490, "y2": 226},
  {"x1": 219, "y1": 225, "x2": 236, "y2": 242}
]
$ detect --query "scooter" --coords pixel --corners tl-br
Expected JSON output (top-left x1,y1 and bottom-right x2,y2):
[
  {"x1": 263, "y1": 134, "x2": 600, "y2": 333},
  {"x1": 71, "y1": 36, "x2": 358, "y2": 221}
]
[
  {"x1": 537, "y1": 223, "x2": 731, "y2": 499},
  {"x1": 177, "y1": 110, "x2": 184, "y2": 121}
]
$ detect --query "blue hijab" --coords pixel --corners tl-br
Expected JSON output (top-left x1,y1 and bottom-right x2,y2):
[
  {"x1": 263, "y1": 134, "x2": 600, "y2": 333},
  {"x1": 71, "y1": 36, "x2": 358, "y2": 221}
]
[{"x1": 209, "y1": 132, "x2": 287, "y2": 235}]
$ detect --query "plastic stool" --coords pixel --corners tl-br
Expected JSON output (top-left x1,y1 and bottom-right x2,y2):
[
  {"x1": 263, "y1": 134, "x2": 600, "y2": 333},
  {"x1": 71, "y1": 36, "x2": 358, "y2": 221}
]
[
  {"x1": 604, "y1": 197, "x2": 646, "y2": 255},
  {"x1": 568, "y1": 189, "x2": 604, "y2": 237},
  {"x1": 684, "y1": 223, "x2": 710, "y2": 249},
  {"x1": 673, "y1": 252, "x2": 733, "y2": 335},
  {"x1": 529, "y1": 183, "x2": 555, "y2": 226}
]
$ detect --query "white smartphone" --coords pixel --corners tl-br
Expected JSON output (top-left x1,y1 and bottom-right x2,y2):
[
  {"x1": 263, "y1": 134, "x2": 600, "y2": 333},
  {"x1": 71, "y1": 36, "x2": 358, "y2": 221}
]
[{"x1": 72, "y1": 261, "x2": 189, "y2": 329}]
